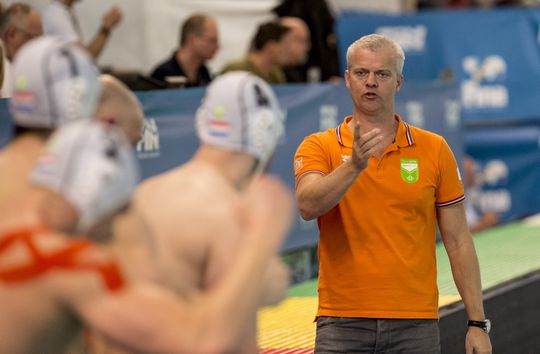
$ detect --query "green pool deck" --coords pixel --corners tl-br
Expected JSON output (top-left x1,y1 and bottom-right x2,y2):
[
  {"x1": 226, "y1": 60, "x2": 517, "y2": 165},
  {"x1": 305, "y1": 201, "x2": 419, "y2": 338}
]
[{"x1": 257, "y1": 217, "x2": 540, "y2": 352}]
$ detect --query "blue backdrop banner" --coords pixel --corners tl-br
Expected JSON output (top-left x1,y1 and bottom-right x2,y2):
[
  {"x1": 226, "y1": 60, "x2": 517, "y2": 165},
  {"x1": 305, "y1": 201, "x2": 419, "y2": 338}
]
[
  {"x1": 336, "y1": 7, "x2": 540, "y2": 124},
  {"x1": 133, "y1": 83, "x2": 462, "y2": 251},
  {"x1": 0, "y1": 82, "x2": 461, "y2": 251},
  {"x1": 465, "y1": 126, "x2": 540, "y2": 223}
]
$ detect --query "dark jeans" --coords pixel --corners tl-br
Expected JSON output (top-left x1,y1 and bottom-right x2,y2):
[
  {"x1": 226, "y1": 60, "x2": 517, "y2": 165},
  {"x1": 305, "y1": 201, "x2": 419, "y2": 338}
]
[{"x1": 315, "y1": 316, "x2": 441, "y2": 354}]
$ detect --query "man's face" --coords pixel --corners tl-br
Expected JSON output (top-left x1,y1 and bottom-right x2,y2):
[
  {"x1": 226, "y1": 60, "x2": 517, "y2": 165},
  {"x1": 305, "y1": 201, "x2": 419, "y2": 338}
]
[
  {"x1": 345, "y1": 46, "x2": 402, "y2": 116},
  {"x1": 193, "y1": 18, "x2": 219, "y2": 61},
  {"x1": 272, "y1": 37, "x2": 294, "y2": 67},
  {"x1": 282, "y1": 25, "x2": 310, "y2": 66},
  {"x1": 8, "y1": 10, "x2": 43, "y2": 60}
]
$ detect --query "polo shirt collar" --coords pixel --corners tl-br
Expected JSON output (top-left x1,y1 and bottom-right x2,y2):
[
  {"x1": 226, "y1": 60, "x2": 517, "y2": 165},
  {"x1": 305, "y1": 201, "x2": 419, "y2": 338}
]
[{"x1": 336, "y1": 114, "x2": 415, "y2": 148}]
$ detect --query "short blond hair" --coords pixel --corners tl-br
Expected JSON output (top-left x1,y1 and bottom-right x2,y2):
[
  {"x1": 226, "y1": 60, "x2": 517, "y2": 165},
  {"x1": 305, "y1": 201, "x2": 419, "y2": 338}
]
[{"x1": 346, "y1": 34, "x2": 405, "y2": 75}]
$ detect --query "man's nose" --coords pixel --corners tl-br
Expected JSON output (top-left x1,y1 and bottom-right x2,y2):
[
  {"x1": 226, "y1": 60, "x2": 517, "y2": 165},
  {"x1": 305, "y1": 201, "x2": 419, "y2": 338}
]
[{"x1": 366, "y1": 72, "x2": 378, "y2": 88}]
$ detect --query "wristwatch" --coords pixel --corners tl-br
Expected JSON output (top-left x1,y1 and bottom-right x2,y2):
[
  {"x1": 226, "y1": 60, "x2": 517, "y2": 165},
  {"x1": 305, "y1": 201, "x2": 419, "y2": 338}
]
[{"x1": 467, "y1": 319, "x2": 491, "y2": 334}]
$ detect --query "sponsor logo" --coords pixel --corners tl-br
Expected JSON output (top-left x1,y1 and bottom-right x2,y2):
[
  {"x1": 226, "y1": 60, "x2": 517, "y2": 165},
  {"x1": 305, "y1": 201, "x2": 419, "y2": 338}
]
[
  {"x1": 376, "y1": 25, "x2": 427, "y2": 52},
  {"x1": 294, "y1": 157, "x2": 303, "y2": 173},
  {"x1": 207, "y1": 105, "x2": 231, "y2": 137},
  {"x1": 319, "y1": 105, "x2": 338, "y2": 131},
  {"x1": 32, "y1": 153, "x2": 57, "y2": 177},
  {"x1": 481, "y1": 159, "x2": 508, "y2": 186},
  {"x1": 279, "y1": 109, "x2": 288, "y2": 143},
  {"x1": 461, "y1": 55, "x2": 508, "y2": 109},
  {"x1": 405, "y1": 101, "x2": 424, "y2": 128},
  {"x1": 136, "y1": 118, "x2": 160, "y2": 159},
  {"x1": 12, "y1": 77, "x2": 35, "y2": 112},
  {"x1": 444, "y1": 100, "x2": 461, "y2": 131},
  {"x1": 477, "y1": 189, "x2": 511, "y2": 213},
  {"x1": 400, "y1": 158, "x2": 419, "y2": 183},
  {"x1": 11, "y1": 90, "x2": 35, "y2": 112},
  {"x1": 473, "y1": 159, "x2": 511, "y2": 213}
]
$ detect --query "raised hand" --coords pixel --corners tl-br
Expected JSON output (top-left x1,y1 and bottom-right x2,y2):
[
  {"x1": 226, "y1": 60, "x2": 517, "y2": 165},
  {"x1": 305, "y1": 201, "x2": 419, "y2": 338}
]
[
  {"x1": 351, "y1": 122, "x2": 383, "y2": 171},
  {"x1": 102, "y1": 6, "x2": 123, "y2": 31}
]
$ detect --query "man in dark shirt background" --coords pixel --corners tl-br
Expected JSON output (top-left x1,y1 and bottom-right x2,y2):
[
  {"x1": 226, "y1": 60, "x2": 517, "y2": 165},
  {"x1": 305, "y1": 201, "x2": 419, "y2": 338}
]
[{"x1": 150, "y1": 13, "x2": 219, "y2": 88}]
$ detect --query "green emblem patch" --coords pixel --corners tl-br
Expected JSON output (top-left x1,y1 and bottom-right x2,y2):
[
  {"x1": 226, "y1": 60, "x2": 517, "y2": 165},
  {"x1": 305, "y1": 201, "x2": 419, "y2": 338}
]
[
  {"x1": 214, "y1": 105, "x2": 226, "y2": 119},
  {"x1": 400, "y1": 158, "x2": 419, "y2": 183}
]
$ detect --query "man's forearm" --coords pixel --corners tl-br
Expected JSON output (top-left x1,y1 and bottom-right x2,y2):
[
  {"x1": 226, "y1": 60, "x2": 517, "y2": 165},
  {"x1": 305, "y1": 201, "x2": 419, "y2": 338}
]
[
  {"x1": 447, "y1": 238, "x2": 485, "y2": 320},
  {"x1": 85, "y1": 29, "x2": 109, "y2": 59},
  {"x1": 297, "y1": 159, "x2": 362, "y2": 220}
]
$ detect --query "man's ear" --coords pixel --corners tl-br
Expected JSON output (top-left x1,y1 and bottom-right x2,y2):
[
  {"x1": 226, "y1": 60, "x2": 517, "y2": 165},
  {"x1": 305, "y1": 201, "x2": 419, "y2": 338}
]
[
  {"x1": 4, "y1": 25, "x2": 16, "y2": 41},
  {"x1": 344, "y1": 70, "x2": 351, "y2": 89},
  {"x1": 396, "y1": 74, "x2": 403, "y2": 92}
]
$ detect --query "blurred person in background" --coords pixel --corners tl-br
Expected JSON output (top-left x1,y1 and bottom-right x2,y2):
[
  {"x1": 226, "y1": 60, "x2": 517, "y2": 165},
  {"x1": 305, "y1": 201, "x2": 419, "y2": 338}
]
[
  {"x1": 221, "y1": 21, "x2": 291, "y2": 84},
  {"x1": 0, "y1": 119, "x2": 295, "y2": 354},
  {"x1": 43, "y1": 0, "x2": 122, "y2": 60},
  {"x1": 0, "y1": 35, "x2": 3, "y2": 91},
  {"x1": 279, "y1": 16, "x2": 311, "y2": 82},
  {"x1": 273, "y1": 0, "x2": 341, "y2": 82},
  {"x1": 150, "y1": 13, "x2": 219, "y2": 88},
  {"x1": 130, "y1": 71, "x2": 290, "y2": 353},
  {"x1": 0, "y1": 2, "x2": 43, "y2": 97},
  {"x1": 0, "y1": 2, "x2": 42, "y2": 61},
  {"x1": 0, "y1": 36, "x2": 100, "y2": 212},
  {"x1": 96, "y1": 74, "x2": 144, "y2": 145},
  {"x1": 462, "y1": 155, "x2": 501, "y2": 233}
]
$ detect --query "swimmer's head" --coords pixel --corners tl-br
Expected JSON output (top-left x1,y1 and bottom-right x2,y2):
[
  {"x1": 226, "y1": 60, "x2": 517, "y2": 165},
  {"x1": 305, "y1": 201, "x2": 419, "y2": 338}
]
[
  {"x1": 31, "y1": 120, "x2": 139, "y2": 236},
  {"x1": 10, "y1": 36, "x2": 100, "y2": 129},
  {"x1": 195, "y1": 71, "x2": 284, "y2": 170}
]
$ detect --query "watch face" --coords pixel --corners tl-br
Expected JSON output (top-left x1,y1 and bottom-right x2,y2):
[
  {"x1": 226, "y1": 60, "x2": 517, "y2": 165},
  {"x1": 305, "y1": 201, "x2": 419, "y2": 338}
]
[{"x1": 485, "y1": 319, "x2": 491, "y2": 334}]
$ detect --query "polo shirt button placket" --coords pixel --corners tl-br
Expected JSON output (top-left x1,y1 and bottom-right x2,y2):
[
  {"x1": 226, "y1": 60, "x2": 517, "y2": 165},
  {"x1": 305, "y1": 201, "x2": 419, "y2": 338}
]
[{"x1": 376, "y1": 157, "x2": 384, "y2": 178}]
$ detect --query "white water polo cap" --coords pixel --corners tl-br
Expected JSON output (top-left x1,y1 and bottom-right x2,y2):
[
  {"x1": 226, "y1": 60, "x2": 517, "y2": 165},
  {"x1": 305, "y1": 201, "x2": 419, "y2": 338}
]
[
  {"x1": 196, "y1": 71, "x2": 284, "y2": 166},
  {"x1": 10, "y1": 36, "x2": 100, "y2": 128},
  {"x1": 31, "y1": 120, "x2": 139, "y2": 233}
]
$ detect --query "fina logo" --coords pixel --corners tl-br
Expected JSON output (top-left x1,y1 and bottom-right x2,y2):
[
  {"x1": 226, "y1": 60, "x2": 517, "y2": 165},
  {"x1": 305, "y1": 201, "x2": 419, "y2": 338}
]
[
  {"x1": 461, "y1": 56, "x2": 509, "y2": 109},
  {"x1": 375, "y1": 25, "x2": 427, "y2": 52},
  {"x1": 319, "y1": 105, "x2": 338, "y2": 131},
  {"x1": 136, "y1": 118, "x2": 160, "y2": 159},
  {"x1": 476, "y1": 159, "x2": 511, "y2": 213},
  {"x1": 405, "y1": 101, "x2": 425, "y2": 128}
]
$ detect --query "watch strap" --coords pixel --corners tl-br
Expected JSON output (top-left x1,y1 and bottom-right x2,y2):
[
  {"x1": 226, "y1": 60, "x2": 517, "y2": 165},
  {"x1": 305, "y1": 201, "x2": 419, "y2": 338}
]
[{"x1": 467, "y1": 320, "x2": 488, "y2": 332}]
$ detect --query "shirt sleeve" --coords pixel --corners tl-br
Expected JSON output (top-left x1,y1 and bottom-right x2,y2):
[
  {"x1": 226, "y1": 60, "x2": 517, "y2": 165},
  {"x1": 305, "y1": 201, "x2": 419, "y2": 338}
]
[
  {"x1": 294, "y1": 133, "x2": 330, "y2": 186},
  {"x1": 43, "y1": 3, "x2": 80, "y2": 43},
  {"x1": 435, "y1": 138, "x2": 465, "y2": 207}
]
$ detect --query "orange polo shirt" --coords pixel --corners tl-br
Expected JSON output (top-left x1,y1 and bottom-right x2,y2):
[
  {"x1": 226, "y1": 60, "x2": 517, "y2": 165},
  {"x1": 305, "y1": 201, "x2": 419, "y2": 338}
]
[{"x1": 294, "y1": 115, "x2": 464, "y2": 319}]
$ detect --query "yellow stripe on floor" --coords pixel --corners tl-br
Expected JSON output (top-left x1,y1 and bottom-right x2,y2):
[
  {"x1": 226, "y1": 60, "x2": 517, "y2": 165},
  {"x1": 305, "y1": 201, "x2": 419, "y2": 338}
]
[
  {"x1": 258, "y1": 294, "x2": 462, "y2": 350},
  {"x1": 439, "y1": 294, "x2": 461, "y2": 307},
  {"x1": 258, "y1": 297, "x2": 317, "y2": 349}
]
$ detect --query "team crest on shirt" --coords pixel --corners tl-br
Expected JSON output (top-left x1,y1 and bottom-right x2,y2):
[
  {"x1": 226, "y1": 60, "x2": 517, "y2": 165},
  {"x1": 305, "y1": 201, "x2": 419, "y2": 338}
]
[{"x1": 400, "y1": 158, "x2": 419, "y2": 183}]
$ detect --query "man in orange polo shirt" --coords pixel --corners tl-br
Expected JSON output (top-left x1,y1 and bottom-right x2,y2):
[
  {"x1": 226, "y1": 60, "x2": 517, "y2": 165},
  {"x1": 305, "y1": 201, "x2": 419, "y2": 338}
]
[{"x1": 294, "y1": 34, "x2": 492, "y2": 354}]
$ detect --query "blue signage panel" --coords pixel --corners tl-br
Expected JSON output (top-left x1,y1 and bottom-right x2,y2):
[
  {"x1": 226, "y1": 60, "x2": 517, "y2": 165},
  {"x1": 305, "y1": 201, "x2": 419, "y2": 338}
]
[
  {"x1": 0, "y1": 82, "x2": 461, "y2": 251},
  {"x1": 465, "y1": 126, "x2": 540, "y2": 223},
  {"x1": 336, "y1": 7, "x2": 540, "y2": 124},
  {"x1": 133, "y1": 83, "x2": 462, "y2": 251}
]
